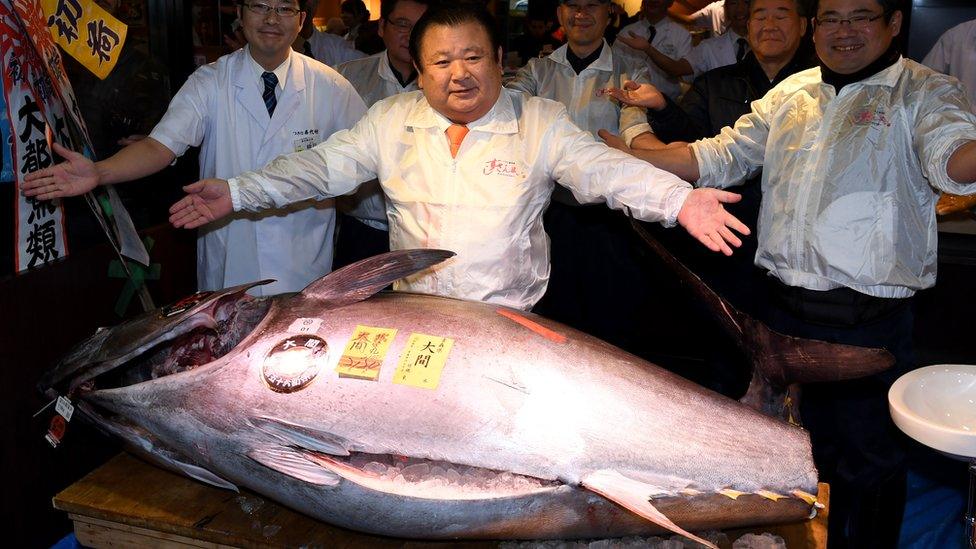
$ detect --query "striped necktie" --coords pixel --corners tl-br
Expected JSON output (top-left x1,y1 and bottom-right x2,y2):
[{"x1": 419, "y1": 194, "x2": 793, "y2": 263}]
[
  {"x1": 736, "y1": 38, "x2": 748, "y2": 62},
  {"x1": 262, "y1": 71, "x2": 278, "y2": 117}
]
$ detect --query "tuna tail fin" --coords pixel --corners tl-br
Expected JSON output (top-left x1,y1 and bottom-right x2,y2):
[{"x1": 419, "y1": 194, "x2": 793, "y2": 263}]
[
  {"x1": 300, "y1": 249, "x2": 456, "y2": 306},
  {"x1": 581, "y1": 469, "x2": 718, "y2": 549},
  {"x1": 626, "y1": 215, "x2": 894, "y2": 416}
]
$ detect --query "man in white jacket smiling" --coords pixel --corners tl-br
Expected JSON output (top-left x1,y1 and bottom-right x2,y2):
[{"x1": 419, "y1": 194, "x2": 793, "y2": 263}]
[{"x1": 167, "y1": 5, "x2": 749, "y2": 311}]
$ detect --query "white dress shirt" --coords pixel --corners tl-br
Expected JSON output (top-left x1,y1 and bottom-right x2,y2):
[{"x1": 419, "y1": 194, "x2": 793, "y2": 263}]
[{"x1": 612, "y1": 17, "x2": 692, "y2": 100}]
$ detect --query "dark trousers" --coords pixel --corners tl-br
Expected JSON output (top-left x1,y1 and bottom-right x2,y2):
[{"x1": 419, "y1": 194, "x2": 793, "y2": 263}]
[
  {"x1": 765, "y1": 282, "x2": 914, "y2": 549},
  {"x1": 333, "y1": 213, "x2": 390, "y2": 270},
  {"x1": 532, "y1": 201, "x2": 659, "y2": 359}
]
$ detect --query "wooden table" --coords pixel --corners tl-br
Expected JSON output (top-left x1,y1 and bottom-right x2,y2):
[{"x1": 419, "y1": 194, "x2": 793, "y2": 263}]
[{"x1": 53, "y1": 454, "x2": 828, "y2": 548}]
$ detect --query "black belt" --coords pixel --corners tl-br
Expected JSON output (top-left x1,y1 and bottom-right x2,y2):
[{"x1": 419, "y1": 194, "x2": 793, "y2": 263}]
[{"x1": 767, "y1": 278, "x2": 910, "y2": 327}]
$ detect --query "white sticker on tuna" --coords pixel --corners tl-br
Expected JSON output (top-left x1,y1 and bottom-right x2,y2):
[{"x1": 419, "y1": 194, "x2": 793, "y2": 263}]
[
  {"x1": 55, "y1": 396, "x2": 74, "y2": 422},
  {"x1": 288, "y1": 317, "x2": 323, "y2": 335}
]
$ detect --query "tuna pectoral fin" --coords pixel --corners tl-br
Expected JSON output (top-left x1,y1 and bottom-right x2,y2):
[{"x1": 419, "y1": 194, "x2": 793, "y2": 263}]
[
  {"x1": 581, "y1": 470, "x2": 717, "y2": 549},
  {"x1": 247, "y1": 446, "x2": 341, "y2": 486},
  {"x1": 169, "y1": 457, "x2": 240, "y2": 492},
  {"x1": 300, "y1": 249, "x2": 456, "y2": 305},
  {"x1": 249, "y1": 415, "x2": 351, "y2": 456}
]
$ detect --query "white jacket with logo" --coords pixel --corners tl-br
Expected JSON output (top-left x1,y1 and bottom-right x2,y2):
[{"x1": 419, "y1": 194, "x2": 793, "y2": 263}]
[
  {"x1": 691, "y1": 57, "x2": 976, "y2": 298},
  {"x1": 230, "y1": 89, "x2": 692, "y2": 309}
]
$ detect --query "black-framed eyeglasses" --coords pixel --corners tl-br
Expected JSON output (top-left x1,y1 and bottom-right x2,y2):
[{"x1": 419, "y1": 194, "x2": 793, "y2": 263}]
[
  {"x1": 243, "y1": 2, "x2": 302, "y2": 17},
  {"x1": 385, "y1": 18, "x2": 414, "y2": 33},
  {"x1": 815, "y1": 13, "x2": 886, "y2": 31}
]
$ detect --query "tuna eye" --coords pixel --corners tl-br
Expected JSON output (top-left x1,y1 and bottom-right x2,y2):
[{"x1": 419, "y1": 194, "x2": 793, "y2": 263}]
[{"x1": 262, "y1": 335, "x2": 328, "y2": 393}]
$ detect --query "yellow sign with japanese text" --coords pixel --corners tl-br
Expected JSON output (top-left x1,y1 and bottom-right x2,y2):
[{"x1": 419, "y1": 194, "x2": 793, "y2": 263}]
[
  {"x1": 41, "y1": 0, "x2": 127, "y2": 79},
  {"x1": 335, "y1": 325, "x2": 398, "y2": 381},
  {"x1": 393, "y1": 333, "x2": 454, "y2": 390}
]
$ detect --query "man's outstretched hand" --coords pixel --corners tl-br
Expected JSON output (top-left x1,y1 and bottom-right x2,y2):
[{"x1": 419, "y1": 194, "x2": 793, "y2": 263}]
[
  {"x1": 169, "y1": 179, "x2": 233, "y2": 229},
  {"x1": 677, "y1": 188, "x2": 750, "y2": 256},
  {"x1": 22, "y1": 142, "x2": 98, "y2": 200}
]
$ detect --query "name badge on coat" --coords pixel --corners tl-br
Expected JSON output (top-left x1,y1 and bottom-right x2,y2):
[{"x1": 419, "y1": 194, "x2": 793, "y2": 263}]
[{"x1": 293, "y1": 128, "x2": 321, "y2": 152}]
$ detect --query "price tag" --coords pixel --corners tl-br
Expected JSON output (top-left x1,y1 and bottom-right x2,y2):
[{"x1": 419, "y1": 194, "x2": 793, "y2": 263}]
[
  {"x1": 288, "y1": 317, "x2": 323, "y2": 335},
  {"x1": 45, "y1": 415, "x2": 67, "y2": 448},
  {"x1": 55, "y1": 396, "x2": 74, "y2": 422},
  {"x1": 393, "y1": 333, "x2": 454, "y2": 390},
  {"x1": 335, "y1": 325, "x2": 398, "y2": 381}
]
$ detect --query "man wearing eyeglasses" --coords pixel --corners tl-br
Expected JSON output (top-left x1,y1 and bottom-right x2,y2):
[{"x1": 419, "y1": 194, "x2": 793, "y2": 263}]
[
  {"x1": 331, "y1": 0, "x2": 433, "y2": 269},
  {"x1": 505, "y1": 0, "x2": 660, "y2": 355},
  {"x1": 601, "y1": 0, "x2": 976, "y2": 545},
  {"x1": 22, "y1": 0, "x2": 367, "y2": 297}
]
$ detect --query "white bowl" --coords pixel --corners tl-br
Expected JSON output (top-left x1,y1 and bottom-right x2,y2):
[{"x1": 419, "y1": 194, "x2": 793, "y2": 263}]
[{"x1": 889, "y1": 364, "x2": 976, "y2": 460}]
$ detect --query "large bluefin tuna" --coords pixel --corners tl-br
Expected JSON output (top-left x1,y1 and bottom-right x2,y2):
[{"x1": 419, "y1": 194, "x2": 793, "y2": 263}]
[{"x1": 38, "y1": 248, "x2": 888, "y2": 546}]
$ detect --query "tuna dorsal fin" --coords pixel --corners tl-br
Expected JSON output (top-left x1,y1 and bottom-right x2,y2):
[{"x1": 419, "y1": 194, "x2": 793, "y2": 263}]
[
  {"x1": 581, "y1": 469, "x2": 718, "y2": 549},
  {"x1": 247, "y1": 446, "x2": 341, "y2": 486},
  {"x1": 249, "y1": 415, "x2": 351, "y2": 456},
  {"x1": 300, "y1": 249, "x2": 456, "y2": 305},
  {"x1": 626, "y1": 216, "x2": 894, "y2": 388}
]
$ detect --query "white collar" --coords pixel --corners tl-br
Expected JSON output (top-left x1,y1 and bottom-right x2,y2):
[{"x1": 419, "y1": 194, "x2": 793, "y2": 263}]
[
  {"x1": 550, "y1": 39, "x2": 614, "y2": 73},
  {"x1": 245, "y1": 45, "x2": 290, "y2": 90},
  {"x1": 405, "y1": 88, "x2": 519, "y2": 135}
]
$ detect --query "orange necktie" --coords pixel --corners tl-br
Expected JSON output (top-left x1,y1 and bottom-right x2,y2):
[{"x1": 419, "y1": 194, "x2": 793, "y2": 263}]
[{"x1": 446, "y1": 124, "x2": 469, "y2": 158}]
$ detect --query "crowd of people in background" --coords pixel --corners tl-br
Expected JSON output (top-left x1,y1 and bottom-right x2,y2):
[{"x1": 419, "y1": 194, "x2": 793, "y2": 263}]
[{"x1": 18, "y1": 1, "x2": 976, "y2": 548}]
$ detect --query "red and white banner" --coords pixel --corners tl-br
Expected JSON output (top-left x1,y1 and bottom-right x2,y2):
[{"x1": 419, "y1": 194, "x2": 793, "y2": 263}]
[
  {"x1": 1, "y1": 0, "x2": 147, "y2": 272},
  {"x1": 0, "y1": 2, "x2": 69, "y2": 271}
]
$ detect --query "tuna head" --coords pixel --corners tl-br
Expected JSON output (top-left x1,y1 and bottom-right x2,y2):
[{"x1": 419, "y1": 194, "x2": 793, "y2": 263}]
[{"x1": 37, "y1": 250, "x2": 455, "y2": 491}]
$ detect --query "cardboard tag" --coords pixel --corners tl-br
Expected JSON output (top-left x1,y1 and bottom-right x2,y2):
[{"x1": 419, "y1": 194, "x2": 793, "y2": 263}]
[
  {"x1": 288, "y1": 317, "x2": 323, "y2": 335},
  {"x1": 392, "y1": 333, "x2": 454, "y2": 390},
  {"x1": 335, "y1": 325, "x2": 398, "y2": 381},
  {"x1": 55, "y1": 395, "x2": 74, "y2": 421}
]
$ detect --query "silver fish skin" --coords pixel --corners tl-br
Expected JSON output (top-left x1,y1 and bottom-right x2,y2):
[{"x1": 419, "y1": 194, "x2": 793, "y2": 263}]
[{"x1": 49, "y1": 251, "x2": 818, "y2": 541}]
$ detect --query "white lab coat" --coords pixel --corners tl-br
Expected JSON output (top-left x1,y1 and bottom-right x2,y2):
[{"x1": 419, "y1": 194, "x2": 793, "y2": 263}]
[
  {"x1": 335, "y1": 51, "x2": 419, "y2": 230},
  {"x1": 149, "y1": 47, "x2": 367, "y2": 295},
  {"x1": 229, "y1": 89, "x2": 692, "y2": 310},
  {"x1": 613, "y1": 17, "x2": 692, "y2": 100},
  {"x1": 690, "y1": 0, "x2": 726, "y2": 35},
  {"x1": 686, "y1": 29, "x2": 746, "y2": 79},
  {"x1": 922, "y1": 19, "x2": 976, "y2": 112},
  {"x1": 691, "y1": 58, "x2": 976, "y2": 298},
  {"x1": 507, "y1": 40, "x2": 651, "y2": 144},
  {"x1": 308, "y1": 29, "x2": 367, "y2": 67}
]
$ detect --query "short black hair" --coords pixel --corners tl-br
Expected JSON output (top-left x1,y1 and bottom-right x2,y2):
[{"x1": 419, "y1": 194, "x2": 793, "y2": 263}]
[
  {"x1": 811, "y1": 0, "x2": 902, "y2": 20},
  {"x1": 381, "y1": 0, "x2": 437, "y2": 20},
  {"x1": 408, "y1": 5, "x2": 501, "y2": 73},
  {"x1": 341, "y1": 0, "x2": 369, "y2": 18}
]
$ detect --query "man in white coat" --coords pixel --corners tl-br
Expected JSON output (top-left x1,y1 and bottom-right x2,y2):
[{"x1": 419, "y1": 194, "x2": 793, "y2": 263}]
[
  {"x1": 332, "y1": 0, "x2": 432, "y2": 268},
  {"x1": 23, "y1": 0, "x2": 367, "y2": 296},
  {"x1": 167, "y1": 5, "x2": 749, "y2": 312}
]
